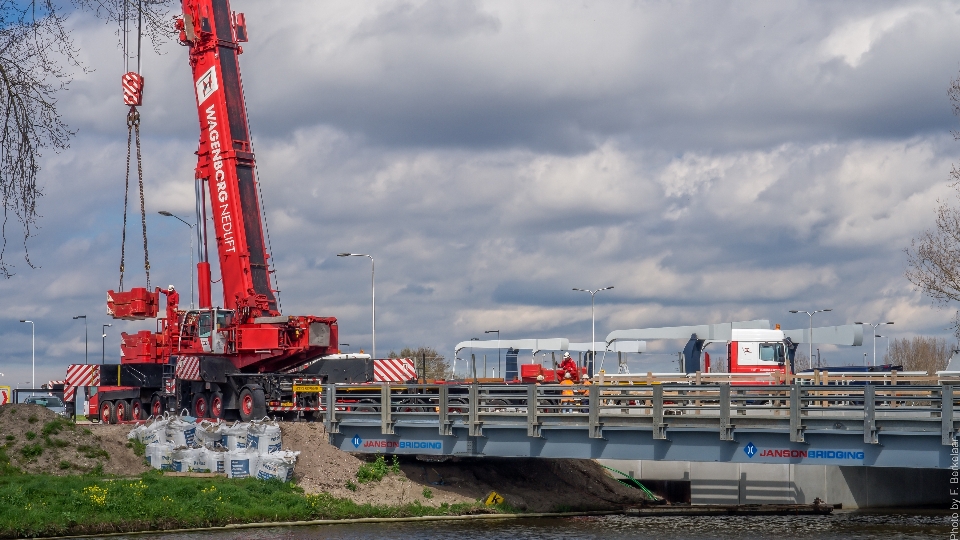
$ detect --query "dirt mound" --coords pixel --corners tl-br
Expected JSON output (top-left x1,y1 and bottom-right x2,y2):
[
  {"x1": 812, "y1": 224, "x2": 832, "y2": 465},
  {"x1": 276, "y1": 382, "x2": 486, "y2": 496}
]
[
  {"x1": 0, "y1": 404, "x2": 148, "y2": 476},
  {"x1": 282, "y1": 422, "x2": 650, "y2": 511}
]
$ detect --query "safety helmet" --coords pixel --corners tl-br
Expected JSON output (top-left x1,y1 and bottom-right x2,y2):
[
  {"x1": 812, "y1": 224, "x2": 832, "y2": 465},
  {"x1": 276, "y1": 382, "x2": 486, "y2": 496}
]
[
  {"x1": 581, "y1": 374, "x2": 590, "y2": 380},
  {"x1": 564, "y1": 372, "x2": 572, "y2": 379},
  {"x1": 536, "y1": 375, "x2": 544, "y2": 382},
  {"x1": 168, "y1": 285, "x2": 175, "y2": 291},
  {"x1": 562, "y1": 352, "x2": 571, "y2": 359}
]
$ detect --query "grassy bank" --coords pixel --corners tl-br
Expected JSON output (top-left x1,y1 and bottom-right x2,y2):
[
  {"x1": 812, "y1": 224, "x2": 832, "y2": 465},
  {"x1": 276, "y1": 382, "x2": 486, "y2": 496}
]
[{"x1": 0, "y1": 471, "x2": 490, "y2": 539}]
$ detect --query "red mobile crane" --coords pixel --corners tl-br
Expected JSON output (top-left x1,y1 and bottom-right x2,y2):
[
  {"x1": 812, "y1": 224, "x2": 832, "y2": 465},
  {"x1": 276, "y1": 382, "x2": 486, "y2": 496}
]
[{"x1": 64, "y1": 0, "x2": 387, "y2": 423}]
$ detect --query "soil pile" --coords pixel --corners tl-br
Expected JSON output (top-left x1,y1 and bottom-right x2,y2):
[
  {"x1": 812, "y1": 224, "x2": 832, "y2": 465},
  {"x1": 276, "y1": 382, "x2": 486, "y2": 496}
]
[
  {"x1": 282, "y1": 422, "x2": 651, "y2": 511},
  {"x1": 0, "y1": 404, "x2": 148, "y2": 476}
]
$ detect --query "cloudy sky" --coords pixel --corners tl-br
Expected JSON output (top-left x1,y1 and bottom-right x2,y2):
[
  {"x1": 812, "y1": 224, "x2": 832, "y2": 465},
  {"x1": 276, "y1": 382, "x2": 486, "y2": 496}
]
[{"x1": 2, "y1": 0, "x2": 960, "y2": 386}]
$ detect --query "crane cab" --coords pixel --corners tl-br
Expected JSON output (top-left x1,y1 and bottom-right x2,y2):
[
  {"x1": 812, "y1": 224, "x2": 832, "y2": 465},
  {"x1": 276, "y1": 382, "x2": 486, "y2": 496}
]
[{"x1": 178, "y1": 308, "x2": 234, "y2": 354}]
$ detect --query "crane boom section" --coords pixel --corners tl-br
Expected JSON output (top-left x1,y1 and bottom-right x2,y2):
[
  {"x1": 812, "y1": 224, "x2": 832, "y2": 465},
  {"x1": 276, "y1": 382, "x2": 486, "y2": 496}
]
[{"x1": 181, "y1": 0, "x2": 276, "y2": 314}]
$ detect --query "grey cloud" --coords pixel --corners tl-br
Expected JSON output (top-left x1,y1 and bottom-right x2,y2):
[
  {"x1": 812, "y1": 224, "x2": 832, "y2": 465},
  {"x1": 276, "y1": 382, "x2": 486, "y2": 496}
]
[{"x1": 355, "y1": 0, "x2": 501, "y2": 39}]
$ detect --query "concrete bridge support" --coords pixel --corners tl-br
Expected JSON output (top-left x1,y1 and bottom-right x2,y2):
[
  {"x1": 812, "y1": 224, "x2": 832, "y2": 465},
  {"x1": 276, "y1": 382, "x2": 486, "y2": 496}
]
[{"x1": 598, "y1": 459, "x2": 950, "y2": 508}]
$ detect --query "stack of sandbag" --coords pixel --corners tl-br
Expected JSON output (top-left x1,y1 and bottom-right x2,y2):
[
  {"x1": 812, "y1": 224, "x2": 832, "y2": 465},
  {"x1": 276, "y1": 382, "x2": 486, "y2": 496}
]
[{"x1": 128, "y1": 414, "x2": 298, "y2": 479}]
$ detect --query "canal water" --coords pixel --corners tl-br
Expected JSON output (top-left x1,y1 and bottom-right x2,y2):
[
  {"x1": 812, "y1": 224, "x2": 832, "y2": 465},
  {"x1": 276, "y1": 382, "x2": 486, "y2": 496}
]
[{"x1": 117, "y1": 511, "x2": 949, "y2": 540}]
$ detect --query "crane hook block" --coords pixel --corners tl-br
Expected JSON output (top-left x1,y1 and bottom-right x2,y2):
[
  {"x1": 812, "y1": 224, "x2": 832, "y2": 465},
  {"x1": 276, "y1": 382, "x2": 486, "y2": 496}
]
[
  {"x1": 107, "y1": 287, "x2": 159, "y2": 320},
  {"x1": 122, "y1": 72, "x2": 145, "y2": 106}
]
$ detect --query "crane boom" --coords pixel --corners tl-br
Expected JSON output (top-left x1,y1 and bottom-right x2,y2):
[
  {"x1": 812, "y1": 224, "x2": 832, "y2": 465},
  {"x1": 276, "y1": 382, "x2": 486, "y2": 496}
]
[{"x1": 180, "y1": 0, "x2": 275, "y2": 313}]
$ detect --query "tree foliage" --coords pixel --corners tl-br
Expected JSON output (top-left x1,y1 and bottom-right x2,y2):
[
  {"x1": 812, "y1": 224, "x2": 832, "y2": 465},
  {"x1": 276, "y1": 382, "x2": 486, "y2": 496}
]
[
  {"x1": 387, "y1": 346, "x2": 450, "y2": 380},
  {"x1": 885, "y1": 336, "x2": 951, "y2": 374},
  {"x1": 0, "y1": 0, "x2": 173, "y2": 276}
]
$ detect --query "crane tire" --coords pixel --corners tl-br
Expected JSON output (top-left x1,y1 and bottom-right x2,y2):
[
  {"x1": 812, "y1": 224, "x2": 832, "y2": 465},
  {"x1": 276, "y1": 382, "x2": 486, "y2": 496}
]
[
  {"x1": 150, "y1": 395, "x2": 165, "y2": 418},
  {"x1": 115, "y1": 399, "x2": 131, "y2": 422},
  {"x1": 209, "y1": 391, "x2": 224, "y2": 419},
  {"x1": 239, "y1": 387, "x2": 266, "y2": 422},
  {"x1": 100, "y1": 401, "x2": 117, "y2": 425},
  {"x1": 191, "y1": 393, "x2": 209, "y2": 419},
  {"x1": 130, "y1": 399, "x2": 145, "y2": 421}
]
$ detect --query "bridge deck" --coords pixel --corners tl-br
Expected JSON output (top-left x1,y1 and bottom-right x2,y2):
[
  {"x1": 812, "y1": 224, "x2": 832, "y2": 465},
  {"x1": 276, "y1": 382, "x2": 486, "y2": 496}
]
[{"x1": 313, "y1": 383, "x2": 959, "y2": 469}]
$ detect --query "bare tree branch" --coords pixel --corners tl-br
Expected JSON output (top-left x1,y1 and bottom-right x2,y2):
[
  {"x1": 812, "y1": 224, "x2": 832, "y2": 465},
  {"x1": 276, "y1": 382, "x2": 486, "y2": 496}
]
[{"x1": 0, "y1": 0, "x2": 174, "y2": 276}]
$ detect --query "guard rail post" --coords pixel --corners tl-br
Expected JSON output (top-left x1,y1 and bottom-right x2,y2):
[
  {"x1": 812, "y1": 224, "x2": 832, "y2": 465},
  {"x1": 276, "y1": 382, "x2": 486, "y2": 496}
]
[
  {"x1": 381, "y1": 383, "x2": 394, "y2": 435},
  {"x1": 719, "y1": 383, "x2": 733, "y2": 441},
  {"x1": 469, "y1": 384, "x2": 482, "y2": 437},
  {"x1": 943, "y1": 384, "x2": 955, "y2": 446},
  {"x1": 790, "y1": 383, "x2": 804, "y2": 443},
  {"x1": 864, "y1": 384, "x2": 877, "y2": 444},
  {"x1": 439, "y1": 384, "x2": 452, "y2": 436},
  {"x1": 527, "y1": 384, "x2": 541, "y2": 438},
  {"x1": 653, "y1": 385, "x2": 666, "y2": 440},
  {"x1": 324, "y1": 384, "x2": 339, "y2": 434},
  {"x1": 588, "y1": 384, "x2": 602, "y2": 439}
]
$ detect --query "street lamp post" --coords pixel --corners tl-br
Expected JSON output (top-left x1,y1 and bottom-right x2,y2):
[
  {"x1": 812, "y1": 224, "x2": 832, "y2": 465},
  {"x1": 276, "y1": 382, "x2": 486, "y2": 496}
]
[
  {"x1": 158, "y1": 210, "x2": 195, "y2": 309},
  {"x1": 19, "y1": 320, "x2": 34, "y2": 388},
  {"x1": 875, "y1": 334, "x2": 891, "y2": 364},
  {"x1": 788, "y1": 309, "x2": 832, "y2": 371},
  {"x1": 853, "y1": 321, "x2": 894, "y2": 367},
  {"x1": 337, "y1": 253, "x2": 376, "y2": 360},
  {"x1": 484, "y1": 330, "x2": 500, "y2": 378},
  {"x1": 102, "y1": 324, "x2": 112, "y2": 364},
  {"x1": 574, "y1": 287, "x2": 614, "y2": 375},
  {"x1": 73, "y1": 315, "x2": 88, "y2": 364}
]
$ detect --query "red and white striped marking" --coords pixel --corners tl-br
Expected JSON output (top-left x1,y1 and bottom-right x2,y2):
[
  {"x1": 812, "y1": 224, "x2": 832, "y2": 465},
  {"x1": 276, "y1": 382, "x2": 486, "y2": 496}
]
[
  {"x1": 374, "y1": 358, "x2": 416, "y2": 382},
  {"x1": 122, "y1": 72, "x2": 144, "y2": 106},
  {"x1": 64, "y1": 365, "x2": 100, "y2": 402},
  {"x1": 175, "y1": 356, "x2": 202, "y2": 381},
  {"x1": 268, "y1": 406, "x2": 324, "y2": 412},
  {"x1": 44, "y1": 380, "x2": 64, "y2": 389}
]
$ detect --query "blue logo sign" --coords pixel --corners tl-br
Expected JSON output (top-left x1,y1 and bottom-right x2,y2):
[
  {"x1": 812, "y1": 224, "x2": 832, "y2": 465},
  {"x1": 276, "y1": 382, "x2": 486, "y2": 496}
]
[
  {"x1": 744, "y1": 442, "x2": 757, "y2": 458},
  {"x1": 352, "y1": 435, "x2": 362, "y2": 449}
]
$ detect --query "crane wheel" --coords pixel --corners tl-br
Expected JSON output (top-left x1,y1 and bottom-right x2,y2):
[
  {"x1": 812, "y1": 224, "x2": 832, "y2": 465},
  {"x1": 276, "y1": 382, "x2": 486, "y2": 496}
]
[
  {"x1": 115, "y1": 400, "x2": 131, "y2": 422},
  {"x1": 150, "y1": 395, "x2": 165, "y2": 417},
  {"x1": 130, "y1": 399, "x2": 145, "y2": 421},
  {"x1": 192, "y1": 393, "x2": 209, "y2": 419},
  {"x1": 99, "y1": 401, "x2": 117, "y2": 425},
  {"x1": 209, "y1": 392, "x2": 224, "y2": 419},
  {"x1": 239, "y1": 387, "x2": 266, "y2": 422}
]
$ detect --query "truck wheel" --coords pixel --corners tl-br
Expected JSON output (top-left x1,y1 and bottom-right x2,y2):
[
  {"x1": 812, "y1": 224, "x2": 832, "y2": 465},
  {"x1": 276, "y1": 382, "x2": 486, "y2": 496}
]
[
  {"x1": 130, "y1": 399, "x2": 145, "y2": 421},
  {"x1": 150, "y1": 395, "x2": 165, "y2": 417},
  {"x1": 239, "y1": 387, "x2": 266, "y2": 422},
  {"x1": 115, "y1": 400, "x2": 131, "y2": 422},
  {"x1": 209, "y1": 392, "x2": 224, "y2": 419},
  {"x1": 99, "y1": 401, "x2": 116, "y2": 424},
  {"x1": 191, "y1": 393, "x2": 209, "y2": 419}
]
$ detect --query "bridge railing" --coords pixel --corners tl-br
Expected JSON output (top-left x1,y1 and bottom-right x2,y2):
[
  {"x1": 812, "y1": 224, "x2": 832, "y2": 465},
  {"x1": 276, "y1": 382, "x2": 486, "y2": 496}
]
[{"x1": 318, "y1": 382, "x2": 959, "y2": 446}]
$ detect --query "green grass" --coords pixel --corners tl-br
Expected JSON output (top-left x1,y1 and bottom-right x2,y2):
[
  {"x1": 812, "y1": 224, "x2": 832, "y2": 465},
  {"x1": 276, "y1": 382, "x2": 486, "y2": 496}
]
[
  {"x1": 23, "y1": 433, "x2": 35, "y2": 442},
  {"x1": 356, "y1": 455, "x2": 401, "y2": 484},
  {"x1": 76, "y1": 445, "x2": 109, "y2": 461},
  {"x1": 0, "y1": 472, "x2": 488, "y2": 538},
  {"x1": 125, "y1": 439, "x2": 146, "y2": 457},
  {"x1": 18, "y1": 445, "x2": 42, "y2": 461}
]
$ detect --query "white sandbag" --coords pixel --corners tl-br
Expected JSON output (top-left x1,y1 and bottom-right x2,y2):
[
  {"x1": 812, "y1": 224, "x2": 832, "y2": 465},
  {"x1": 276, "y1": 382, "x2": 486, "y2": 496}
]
[
  {"x1": 196, "y1": 419, "x2": 224, "y2": 449},
  {"x1": 205, "y1": 447, "x2": 227, "y2": 474},
  {"x1": 255, "y1": 450, "x2": 299, "y2": 481},
  {"x1": 247, "y1": 419, "x2": 282, "y2": 455},
  {"x1": 171, "y1": 446, "x2": 200, "y2": 473},
  {"x1": 128, "y1": 416, "x2": 168, "y2": 445},
  {"x1": 145, "y1": 442, "x2": 173, "y2": 471},
  {"x1": 222, "y1": 422, "x2": 248, "y2": 450},
  {"x1": 166, "y1": 417, "x2": 197, "y2": 447},
  {"x1": 226, "y1": 450, "x2": 259, "y2": 479},
  {"x1": 188, "y1": 447, "x2": 211, "y2": 472}
]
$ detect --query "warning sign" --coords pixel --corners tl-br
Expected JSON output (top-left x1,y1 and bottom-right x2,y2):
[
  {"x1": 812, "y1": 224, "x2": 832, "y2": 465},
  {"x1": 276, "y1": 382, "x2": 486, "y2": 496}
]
[
  {"x1": 484, "y1": 491, "x2": 505, "y2": 506},
  {"x1": 0, "y1": 386, "x2": 10, "y2": 406}
]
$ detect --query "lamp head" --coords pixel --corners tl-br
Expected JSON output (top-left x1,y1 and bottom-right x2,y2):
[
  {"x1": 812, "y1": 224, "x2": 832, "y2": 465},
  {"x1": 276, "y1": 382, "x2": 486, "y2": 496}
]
[
  {"x1": 822, "y1": 309, "x2": 833, "y2": 312},
  {"x1": 601, "y1": 286, "x2": 614, "y2": 291},
  {"x1": 19, "y1": 319, "x2": 25, "y2": 322},
  {"x1": 337, "y1": 253, "x2": 351, "y2": 257},
  {"x1": 886, "y1": 321, "x2": 894, "y2": 325},
  {"x1": 158, "y1": 210, "x2": 173, "y2": 216},
  {"x1": 854, "y1": 321, "x2": 863, "y2": 325},
  {"x1": 789, "y1": 310, "x2": 799, "y2": 314},
  {"x1": 73, "y1": 315, "x2": 85, "y2": 320}
]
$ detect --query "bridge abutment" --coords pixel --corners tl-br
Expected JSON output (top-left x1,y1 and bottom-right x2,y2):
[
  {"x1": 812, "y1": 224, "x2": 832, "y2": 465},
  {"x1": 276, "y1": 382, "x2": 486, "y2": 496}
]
[{"x1": 598, "y1": 460, "x2": 950, "y2": 508}]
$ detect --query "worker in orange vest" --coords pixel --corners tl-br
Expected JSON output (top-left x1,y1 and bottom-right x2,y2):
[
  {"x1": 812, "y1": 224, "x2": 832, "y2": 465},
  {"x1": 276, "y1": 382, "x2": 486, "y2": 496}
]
[
  {"x1": 578, "y1": 374, "x2": 592, "y2": 412},
  {"x1": 560, "y1": 371, "x2": 575, "y2": 413}
]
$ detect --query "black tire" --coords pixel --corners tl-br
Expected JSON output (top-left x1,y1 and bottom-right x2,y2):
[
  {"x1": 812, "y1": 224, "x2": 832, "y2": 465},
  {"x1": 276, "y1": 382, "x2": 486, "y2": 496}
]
[
  {"x1": 239, "y1": 387, "x2": 266, "y2": 422},
  {"x1": 115, "y1": 399, "x2": 132, "y2": 422},
  {"x1": 191, "y1": 393, "x2": 210, "y2": 419},
  {"x1": 99, "y1": 401, "x2": 117, "y2": 424},
  {"x1": 209, "y1": 391, "x2": 225, "y2": 419},
  {"x1": 150, "y1": 394, "x2": 165, "y2": 417},
  {"x1": 130, "y1": 399, "x2": 145, "y2": 421}
]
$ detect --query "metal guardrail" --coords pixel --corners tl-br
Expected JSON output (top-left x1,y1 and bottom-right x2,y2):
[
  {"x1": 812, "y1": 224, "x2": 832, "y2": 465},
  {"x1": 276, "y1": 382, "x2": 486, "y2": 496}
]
[{"x1": 317, "y1": 382, "x2": 958, "y2": 447}]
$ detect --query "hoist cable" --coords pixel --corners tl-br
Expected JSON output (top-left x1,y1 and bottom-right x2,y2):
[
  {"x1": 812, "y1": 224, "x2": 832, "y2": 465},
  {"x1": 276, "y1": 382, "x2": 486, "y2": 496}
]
[
  {"x1": 133, "y1": 110, "x2": 150, "y2": 290},
  {"x1": 119, "y1": 110, "x2": 134, "y2": 292}
]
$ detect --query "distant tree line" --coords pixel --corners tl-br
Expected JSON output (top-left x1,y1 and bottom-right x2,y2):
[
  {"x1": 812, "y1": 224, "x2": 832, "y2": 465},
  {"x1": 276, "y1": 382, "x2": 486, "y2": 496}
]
[
  {"x1": 387, "y1": 346, "x2": 451, "y2": 380},
  {"x1": 884, "y1": 336, "x2": 952, "y2": 374}
]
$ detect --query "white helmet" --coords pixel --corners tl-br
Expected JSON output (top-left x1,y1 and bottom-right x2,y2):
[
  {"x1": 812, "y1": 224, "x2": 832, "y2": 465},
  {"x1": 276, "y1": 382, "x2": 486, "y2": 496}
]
[
  {"x1": 581, "y1": 374, "x2": 590, "y2": 380},
  {"x1": 168, "y1": 284, "x2": 175, "y2": 291},
  {"x1": 536, "y1": 375, "x2": 544, "y2": 382},
  {"x1": 562, "y1": 352, "x2": 571, "y2": 359},
  {"x1": 564, "y1": 372, "x2": 572, "y2": 379}
]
